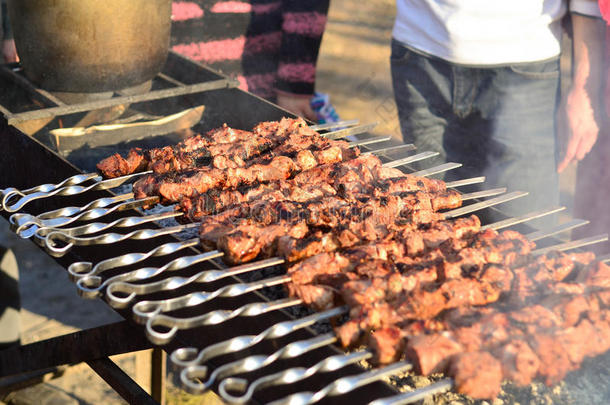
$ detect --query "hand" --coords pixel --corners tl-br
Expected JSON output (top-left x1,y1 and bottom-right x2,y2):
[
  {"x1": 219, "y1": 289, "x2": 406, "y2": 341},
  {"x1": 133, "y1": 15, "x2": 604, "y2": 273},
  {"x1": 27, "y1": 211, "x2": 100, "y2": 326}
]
[
  {"x1": 557, "y1": 86, "x2": 600, "y2": 173},
  {"x1": 276, "y1": 93, "x2": 317, "y2": 122},
  {"x1": 2, "y1": 39, "x2": 19, "y2": 63}
]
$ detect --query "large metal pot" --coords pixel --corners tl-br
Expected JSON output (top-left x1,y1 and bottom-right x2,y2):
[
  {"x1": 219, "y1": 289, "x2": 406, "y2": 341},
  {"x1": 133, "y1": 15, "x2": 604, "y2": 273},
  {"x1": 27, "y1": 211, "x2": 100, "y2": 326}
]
[{"x1": 7, "y1": 0, "x2": 171, "y2": 92}]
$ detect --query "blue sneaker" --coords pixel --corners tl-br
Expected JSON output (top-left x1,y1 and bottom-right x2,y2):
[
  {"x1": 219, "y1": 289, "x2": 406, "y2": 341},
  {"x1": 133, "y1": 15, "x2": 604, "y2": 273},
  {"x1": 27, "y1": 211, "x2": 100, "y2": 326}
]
[{"x1": 310, "y1": 92, "x2": 340, "y2": 124}]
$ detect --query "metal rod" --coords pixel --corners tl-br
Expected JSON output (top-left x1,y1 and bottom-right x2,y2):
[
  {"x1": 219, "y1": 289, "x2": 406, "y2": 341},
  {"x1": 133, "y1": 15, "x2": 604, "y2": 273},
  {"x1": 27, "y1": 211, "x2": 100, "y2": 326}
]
[
  {"x1": 35, "y1": 209, "x2": 183, "y2": 243},
  {"x1": 6, "y1": 78, "x2": 238, "y2": 125},
  {"x1": 532, "y1": 234, "x2": 609, "y2": 256},
  {"x1": 445, "y1": 177, "x2": 486, "y2": 188},
  {"x1": 146, "y1": 297, "x2": 303, "y2": 345},
  {"x1": 218, "y1": 348, "x2": 370, "y2": 403},
  {"x1": 525, "y1": 219, "x2": 590, "y2": 242},
  {"x1": 459, "y1": 188, "x2": 506, "y2": 202},
  {"x1": 309, "y1": 120, "x2": 359, "y2": 131},
  {"x1": 181, "y1": 333, "x2": 339, "y2": 395},
  {"x1": 410, "y1": 162, "x2": 462, "y2": 177},
  {"x1": 75, "y1": 249, "x2": 224, "y2": 300},
  {"x1": 67, "y1": 238, "x2": 200, "y2": 282},
  {"x1": 109, "y1": 257, "x2": 284, "y2": 311},
  {"x1": 267, "y1": 362, "x2": 413, "y2": 405},
  {"x1": 383, "y1": 151, "x2": 439, "y2": 168},
  {"x1": 362, "y1": 143, "x2": 416, "y2": 155},
  {"x1": 443, "y1": 191, "x2": 528, "y2": 219},
  {"x1": 369, "y1": 379, "x2": 454, "y2": 405},
  {"x1": 0, "y1": 172, "x2": 101, "y2": 211},
  {"x1": 169, "y1": 306, "x2": 348, "y2": 368},
  {"x1": 348, "y1": 136, "x2": 393, "y2": 148},
  {"x1": 323, "y1": 123, "x2": 378, "y2": 140},
  {"x1": 1, "y1": 171, "x2": 151, "y2": 213},
  {"x1": 11, "y1": 195, "x2": 157, "y2": 239},
  {"x1": 43, "y1": 222, "x2": 199, "y2": 258},
  {"x1": 480, "y1": 206, "x2": 566, "y2": 231},
  {"x1": 132, "y1": 274, "x2": 291, "y2": 325}
]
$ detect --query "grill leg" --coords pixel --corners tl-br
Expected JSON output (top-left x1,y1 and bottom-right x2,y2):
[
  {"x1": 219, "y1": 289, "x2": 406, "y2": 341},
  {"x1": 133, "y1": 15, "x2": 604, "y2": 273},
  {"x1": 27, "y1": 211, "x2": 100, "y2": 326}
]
[{"x1": 151, "y1": 348, "x2": 166, "y2": 405}]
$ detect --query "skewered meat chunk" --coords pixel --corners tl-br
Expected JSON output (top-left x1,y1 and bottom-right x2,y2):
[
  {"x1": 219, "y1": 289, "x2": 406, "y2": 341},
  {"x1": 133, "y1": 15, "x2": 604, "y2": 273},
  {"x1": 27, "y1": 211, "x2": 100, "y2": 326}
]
[
  {"x1": 97, "y1": 125, "x2": 256, "y2": 178},
  {"x1": 133, "y1": 141, "x2": 361, "y2": 204},
  {"x1": 98, "y1": 117, "x2": 348, "y2": 178},
  {"x1": 97, "y1": 148, "x2": 148, "y2": 179},
  {"x1": 449, "y1": 352, "x2": 503, "y2": 399}
]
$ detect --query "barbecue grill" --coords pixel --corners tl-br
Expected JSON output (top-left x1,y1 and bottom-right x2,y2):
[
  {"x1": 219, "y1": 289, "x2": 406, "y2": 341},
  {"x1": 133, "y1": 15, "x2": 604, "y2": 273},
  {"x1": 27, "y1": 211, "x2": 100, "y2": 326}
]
[{"x1": 1, "y1": 52, "x2": 610, "y2": 405}]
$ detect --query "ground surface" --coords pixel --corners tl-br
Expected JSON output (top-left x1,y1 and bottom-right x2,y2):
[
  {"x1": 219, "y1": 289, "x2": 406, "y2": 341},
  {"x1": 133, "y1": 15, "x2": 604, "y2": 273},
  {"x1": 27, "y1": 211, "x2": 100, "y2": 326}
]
[{"x1": 0, "y1": 0, "x2": 583, "y2": 404}]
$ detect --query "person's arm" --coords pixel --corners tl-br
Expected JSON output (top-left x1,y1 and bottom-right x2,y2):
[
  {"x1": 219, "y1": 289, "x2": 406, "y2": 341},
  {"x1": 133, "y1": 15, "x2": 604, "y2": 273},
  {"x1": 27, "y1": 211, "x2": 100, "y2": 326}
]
[
  {"x1": 1, "y1": 0, "x2": 18, "y2": 63},
  {"x1": 558, "y1": 1, "x2": 606, "y2": 172},
  {"x1": 275, "y1": 0, "x2": 330, "y2": 121}
]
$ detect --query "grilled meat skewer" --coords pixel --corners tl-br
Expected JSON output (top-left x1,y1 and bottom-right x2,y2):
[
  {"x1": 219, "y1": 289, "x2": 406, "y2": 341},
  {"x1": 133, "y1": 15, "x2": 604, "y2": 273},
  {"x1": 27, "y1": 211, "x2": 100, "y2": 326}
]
[
  {"x1": 97, "y1": 124, "x2": 256, "y2": 178},
  {"x1": 132, "y1": 142, "x2": 361, "y2": 204},
  {"x1": 197, "y1": 188, "x2": 463, "y2": 264},
  {"x1": 179, "y1": 157, "x2": 447, "y2": 221},
  {"x1": 97, "y1": 117, "x2": 339, "y2": 178}
]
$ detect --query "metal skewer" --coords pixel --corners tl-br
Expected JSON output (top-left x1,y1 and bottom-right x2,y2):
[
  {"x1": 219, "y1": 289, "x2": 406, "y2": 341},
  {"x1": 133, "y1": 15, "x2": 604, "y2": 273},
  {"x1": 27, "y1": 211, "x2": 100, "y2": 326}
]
[
  {"x1": 443, "y1": 191, "x2": 528, "y2": 219},
  {"x1": 267, "y1": 361, "x2": 413, "y2": 405},
  {"x1": 0, "y1": 172, "x2": 101, "y2": 210},
  {"x1": 76, "y1": 249, "x2": 225, "y2": 299},
  {"x1": 67, "y1": 238, "x2": 201, "y2": 282},
  {"x1": 35, "y1": 209, "x2": 183, "y2": 248},
  {"x1": 322, "y1": 122, "x2": 377, "y2": 140},
  {"x1": 1, "y1": 171, "x2": 151, "y2": 213},
  {"x1": 218, "y1": 348, "x2": 371, "y2": 404},
  {"x1": 525, "y1": 219, "x2": 589, "y2": 242},
  {"x1": 348, "y1": 136, "x2": 393, "y2": 148},
  {"x1": 10, "y1": 195, "x2": 158, "y2": 239},
  {"x1": 309, "y1": 119, "x2": 359, "y2": 132},
  {"x1": 146, "y1": 297, "x2": 302, "y2": 345},
  {"x1": 362, "y1": 143, "x2": 416, "y2": 155},
  {"x1": 480, "y1": 206, "x2": 566, "y2": 231},
  {"x1": 180, "y1": 333, "x2": 341, "y2": 395},
  {"x1": 411, "y1": 162, "x2": 462, "y2": 177},
  {"x1": 43, "y1": 222, "x2": 200, "y2": 258},
  {"x1": 9, "y1": 193, "x2": 133, "y2": 233},
  {"x1": 531, "y1": 234, "x2": 609, "y2": 256},
  {"x1": 369, "y1": 379, "x2": 454, "y2": 405},
  {"x1": 445, "y1": 177, "x2": 486, "y2": 188},
  {"x1": 169, "y1": 306, "x2": 348, "y2": 367},
  {"x1": 107, "y1": 258, "x2": 284, "y2": 310},
  {"x1": 383, "y1": 151, "x2": 439, "y2": 168},
  {"x1": 133, "y1": 274, "x2": 290, "y2": 325}
]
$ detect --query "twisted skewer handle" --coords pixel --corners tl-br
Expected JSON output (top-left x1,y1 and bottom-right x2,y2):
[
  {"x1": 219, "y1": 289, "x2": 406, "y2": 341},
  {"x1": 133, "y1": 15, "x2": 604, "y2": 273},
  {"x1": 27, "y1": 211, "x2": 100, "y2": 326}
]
[
  {"x1": 170, "y1": 306, "x2": 348, "y2": 368},
  {"x1": 36, "y1": 209, "x2": 182, "y2": 240},
  {"x1": 76, "y1": 249, "x2": 223, "y2": 300},
  {"x1": 0, "y1": 172, "x2": 101, "y2": 211},
  {"x1": 268, "y1": 361, "x2": 413, "y2": 405},
  {"x1": 2, "y1": 171, "x2": 150, "y2": 212},
  {"x1": 146, "y1": 297, "x2": 301, "y2": 345},
  {"x1": 181, "y1": 333, "x2": 338, "y2": 394},
  {"x1": 43, "y1": 223, "x2": 199, "y2": 257},
  {"x1": 67, "y1": 238, "x2": 200, "y2": 281},
  {"x1": 131, "y1": 274, "x2": 290, "y2": 322},
  {"x1": 109, "y1": 257, "x2": 284, "y2": 310},
  {"x1": 219, "y1": 346, "x2": 370, "y2": 403},
  {"x1": 8, "y1": 193, "x2": 137, "y2": 237}
]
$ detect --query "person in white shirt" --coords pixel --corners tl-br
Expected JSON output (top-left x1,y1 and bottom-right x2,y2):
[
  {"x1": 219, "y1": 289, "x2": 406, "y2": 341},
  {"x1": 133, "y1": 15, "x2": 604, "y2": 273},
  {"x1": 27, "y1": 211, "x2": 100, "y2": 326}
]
[{"x1": 391, "y1": 0, "x2": 604, "y2": 226}]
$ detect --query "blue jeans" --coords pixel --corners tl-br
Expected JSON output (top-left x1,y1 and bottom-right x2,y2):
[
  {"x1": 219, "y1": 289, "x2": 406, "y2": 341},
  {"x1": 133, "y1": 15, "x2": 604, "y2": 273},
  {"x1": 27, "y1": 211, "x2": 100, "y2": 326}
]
[{"x1": 391, "y1": 39, "x2": 560, "y2": 227}]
